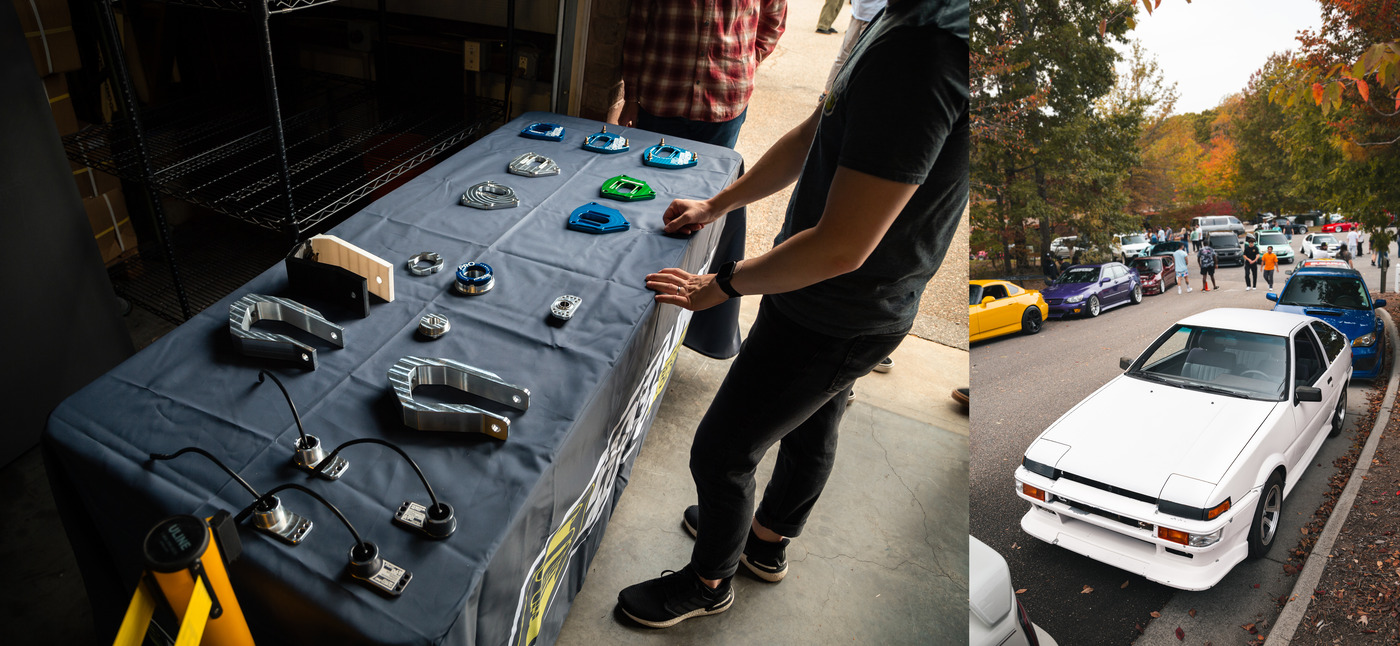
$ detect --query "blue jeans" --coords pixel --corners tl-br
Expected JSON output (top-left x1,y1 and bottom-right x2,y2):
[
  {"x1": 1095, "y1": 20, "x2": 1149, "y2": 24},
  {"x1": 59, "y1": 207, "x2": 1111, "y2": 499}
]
[{"x1": 688, "y1": 299, "x2": 906, "y2": 580}]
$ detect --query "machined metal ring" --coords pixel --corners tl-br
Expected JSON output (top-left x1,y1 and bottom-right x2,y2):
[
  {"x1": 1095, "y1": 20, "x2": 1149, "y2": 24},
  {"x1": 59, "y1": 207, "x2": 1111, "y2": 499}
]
[
  {"x1": 460, "y1": 181, "x2": 519, "y2": 209},
  {"x1": 418, "y1": 313, "x2": 451, "y2": 339},
  {"x1": 454, "y1": 262, "x2": 495, "y2": 295},
  {"x1": 407, "y1": 252, "x2": 444, "y2": 276}
]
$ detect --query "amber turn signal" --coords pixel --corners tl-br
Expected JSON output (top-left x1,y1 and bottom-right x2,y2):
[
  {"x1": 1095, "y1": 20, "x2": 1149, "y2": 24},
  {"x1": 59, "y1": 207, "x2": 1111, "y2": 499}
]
[
  {"x1": 1205, "y1": 499, "x2": 1231, "y2": 520},
  {"x1": 1022, "y1": 483, "x2": 1048, "y2": 502},
  {"x1": 1158, "y1": 527, "x2": 1189, "y2": 545}
]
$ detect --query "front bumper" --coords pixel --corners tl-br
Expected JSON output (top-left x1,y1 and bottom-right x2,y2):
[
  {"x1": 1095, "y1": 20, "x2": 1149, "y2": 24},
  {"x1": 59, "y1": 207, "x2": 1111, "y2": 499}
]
[
  {"x1": 1015, "y1": 468, "x2": 1254, "y2": 591},
  {"x1": 1046, "y1": 302, "x2": 1084, "y2": 318},
  {"x1": 1353, "y1": 342, "x2": 1383, "y2": 379}
]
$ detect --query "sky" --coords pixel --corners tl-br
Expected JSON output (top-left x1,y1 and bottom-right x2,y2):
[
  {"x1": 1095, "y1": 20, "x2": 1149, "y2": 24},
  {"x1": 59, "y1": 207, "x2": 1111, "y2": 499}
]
[{"x1": 1120, "y1": 0, "x2": 1324, "y2": 114}]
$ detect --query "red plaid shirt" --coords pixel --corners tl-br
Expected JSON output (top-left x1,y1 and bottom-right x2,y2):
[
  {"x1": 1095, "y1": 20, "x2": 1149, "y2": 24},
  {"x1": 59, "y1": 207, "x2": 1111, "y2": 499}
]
[{"x1": 623, "y1": 0, "x2": 787, "y2": 123}]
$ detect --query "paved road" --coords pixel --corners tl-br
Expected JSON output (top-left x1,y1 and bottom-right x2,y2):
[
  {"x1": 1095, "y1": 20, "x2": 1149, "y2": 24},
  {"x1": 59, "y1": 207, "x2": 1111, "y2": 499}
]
[{"x1": 970, "y1": 236, "x2": 1382, "y2": 645}]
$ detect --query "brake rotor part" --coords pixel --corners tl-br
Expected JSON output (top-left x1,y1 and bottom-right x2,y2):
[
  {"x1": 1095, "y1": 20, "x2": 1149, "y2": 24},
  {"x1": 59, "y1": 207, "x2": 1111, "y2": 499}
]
[
  {"x1": 599, "y1": 175, "x2": 656, "y2": 201},
  {"x1": 388, "y1": 356, "x2": 532, "y2": 440},
  {"x1": 519, "y1": 122, "x2": 565, "y2": 141},
  {"x1": 550, "y1": 295, "x2": 583, "y2": 322},
  {"x1": 406, "y1": 252, "x2": 444, "y2": 276},
  {"x1": 229, "y1": 294, "x2": 345, "y2": 370},
  {"x1": 417, "y1": 313, "x2": 451, "y2": 339},
  {"x1": 582, "y1": 126, "x2": 630, "y2": 154},
  {"x1": 642, "y1": 138, "x2": 699, "y2": 169},
  {"x1": 507, "y1": 152, "x2": 561, "y2": 177},
  {"x1": 567, "y1": 202, "x2": 630, "y2": 234},
  {"x1": 454, "y1": 262, "x2": 495, "y2": 295},
  {"x1": 459, "y1": 181, "x2": 519, "y2": 209}
]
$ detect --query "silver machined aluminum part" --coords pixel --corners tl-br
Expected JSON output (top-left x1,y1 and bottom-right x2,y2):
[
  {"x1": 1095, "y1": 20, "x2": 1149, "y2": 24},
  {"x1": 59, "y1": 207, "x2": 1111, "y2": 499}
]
[
  {"x1": 407, "y1": 252, "x2": 445, "y2": 276},
  {"x1": 460, "y1": 181, "x2": 519, "y2": 209},
  {"x1": 229, "y1": 294, "x2": 345, "y2": 370},
  {"x1": 389, "y1": 356, "x2": 531, "y2": 441},
  {"x1": 252, "y1": 495, "x2": 313, "y2": 545},
  {"x1": 418, "y1": 313, "x2": 450, "y2": 339},
  {"x1": 507, "y1": 152, "x2": 561, "y2": 177},
  {"x1": 292, "y1": 434, "x2": 348, "y2": 480},
  {"x1": 550, "y1": 295, "x2": 582, "y2": 321}
]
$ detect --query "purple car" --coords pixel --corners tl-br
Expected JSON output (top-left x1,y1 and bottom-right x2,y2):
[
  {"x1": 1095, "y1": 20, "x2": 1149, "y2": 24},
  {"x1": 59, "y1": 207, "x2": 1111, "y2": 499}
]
[{"x1": 1043, "y1": 262, "x2": 1143, "y2": 318}]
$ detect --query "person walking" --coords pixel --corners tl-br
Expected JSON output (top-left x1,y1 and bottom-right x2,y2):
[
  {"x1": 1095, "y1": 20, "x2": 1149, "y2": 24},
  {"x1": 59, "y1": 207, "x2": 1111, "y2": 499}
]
[
  {"x1": 1347, "y1": 228, "x2": 1361, "y2": 260},
  {"x1": 816, "y1": 0, "x2": 844, "y2": 33},
  {"x1": 617, "y1": 0, "x2": 968, "y2": 628},
  {"x1": 1172, "y1": 246, "x2": 1191, "y2": 293},
  {"x1": 1190, "y1": 226, "x2": 1201, "y2": 252},
  {"x1": 1198, "y1": 242, "x2": 1218, "y2": 291},
  {"x1": 1242, "y1": 235, "x2": 1260, "y2": 291},
  {"x1": 823, "y1": 1, "x2": 887, "y2": 97},
  {"x1": 1339, "y1": 243, "x2": 1354, "y2": 268},
  {"x1": 1262, "y1": 246, "x2": 1278, "y2": 290}
]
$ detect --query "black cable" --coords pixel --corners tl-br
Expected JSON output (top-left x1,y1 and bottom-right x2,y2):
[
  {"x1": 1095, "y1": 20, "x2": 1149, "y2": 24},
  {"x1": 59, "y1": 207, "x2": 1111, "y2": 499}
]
[
  {"x1": 149, "y1": 447, "x2": 261, "y2": 499},
  {"x1": 237, "y1": 483, "x2": 367, "y2": 552},
  {"x1": 257, "y1": 370, "x2": 308, "y2": 448},
  {"x1": 318, "y1": 438, "x2": 441, "y2": 510}
]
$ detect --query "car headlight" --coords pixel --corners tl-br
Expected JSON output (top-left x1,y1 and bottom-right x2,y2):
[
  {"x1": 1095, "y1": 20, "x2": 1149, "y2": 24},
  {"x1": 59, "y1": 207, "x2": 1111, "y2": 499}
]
[
  {"x1": 1354, "y1": 333, "x2": 1377, "y2": 347},
  {"x1": 1021, "y1": 456, "x2": 1058, "y2": 480},
  {"x1": 1157, "y1": 526, "x2": 1224, "y2": 548},
  {"x1": 1065, "y1": 295, "x2": 1085, "y2": 303}
]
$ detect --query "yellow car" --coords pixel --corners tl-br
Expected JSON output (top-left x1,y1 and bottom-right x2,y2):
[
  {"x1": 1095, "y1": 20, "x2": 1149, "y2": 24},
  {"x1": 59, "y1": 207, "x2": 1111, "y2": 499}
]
[{"x1": 970, "y1": 279, "x2": 1048, "y2": 342}]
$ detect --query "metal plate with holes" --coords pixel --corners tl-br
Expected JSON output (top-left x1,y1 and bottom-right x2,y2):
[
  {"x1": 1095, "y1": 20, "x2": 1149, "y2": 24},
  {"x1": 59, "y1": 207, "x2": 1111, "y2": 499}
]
[
  {"x1": 550, "y1": 295, "x2": 582, "y2": 322},
  {"x1": 567, "y1": 202, "x2": 630, "y2": 234},
  {"x1": 292, "y1": 434, "x2": 350, "y2": 480},
  {"x1": 599, "y1": 175, "x2": 655, "y2": 202},
  {"x1": 252, "y1": 498, "x2": 313, "y2": 545},
  {"x1": 418, "y1": 313, "x2": 450, "y2": 339},
  {"x1": 519, "y1": 122, "x2": 565, "y2": 141},
  {"x1": 642, "y1": 139, "x2": 699, "y2": 169},
  {"x1": 507, "y1": 152, "x2": 561, "y2": 177},
  {"x1": 388, "y1": 356, "x2": 530, "y2": 440},
  {"x1": 582, "y1": 127, "x2": 629, "y2": 154},
  {"x1": 229, "y1": 294, "x2": 345, "y2": 370},
  {"x1": 459, "y1": 181, "x2": 519, "y2": 209},
  {"x1": 352, "y1": 557, "x2": 412, "y2": 597}
]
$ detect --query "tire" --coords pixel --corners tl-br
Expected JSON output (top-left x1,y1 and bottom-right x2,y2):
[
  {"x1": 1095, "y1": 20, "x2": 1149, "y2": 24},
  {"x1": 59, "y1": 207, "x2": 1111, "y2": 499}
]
[
  {"x1": 1021, "y1": 307, "x2": 1043, "y2": 335},
  {"x1": 1329, "y1": 387, "x2": 1347, "y2": 438},
  {"x1": 1086, "y1": 295, "x2": 1101, "y2": 317},
  {"x1": 1248, "y1": 470, "x2": 1284, "y2": 559},
  {"x1": 1130, "y1": 283, "x2": 1143, "y2": 304}
]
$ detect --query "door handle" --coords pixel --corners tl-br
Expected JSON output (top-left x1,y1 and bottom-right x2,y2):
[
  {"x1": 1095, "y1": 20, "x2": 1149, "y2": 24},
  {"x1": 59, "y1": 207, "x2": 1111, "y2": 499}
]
[{"x1": 1328, "y1": 377, "x2": 1333, "y2": 384}]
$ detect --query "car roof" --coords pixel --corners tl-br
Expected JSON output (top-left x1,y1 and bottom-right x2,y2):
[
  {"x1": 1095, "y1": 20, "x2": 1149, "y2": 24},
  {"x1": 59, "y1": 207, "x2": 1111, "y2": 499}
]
[
  {"x1": 1292, "y1": 264, "x2": 1362, "y2": 277},
  {"x1": 970, "y1": 279, "x2": 1013, "y2": 287},
  {"x1": 1175, "y1": 308, "x2": 1312, "y2": 336}
]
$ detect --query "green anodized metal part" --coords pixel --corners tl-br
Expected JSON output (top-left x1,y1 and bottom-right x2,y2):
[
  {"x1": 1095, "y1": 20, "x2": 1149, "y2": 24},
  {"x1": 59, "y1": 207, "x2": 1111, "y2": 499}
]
[{"x1": 599, "y1": 175, "x2": 655, "y2": 202}]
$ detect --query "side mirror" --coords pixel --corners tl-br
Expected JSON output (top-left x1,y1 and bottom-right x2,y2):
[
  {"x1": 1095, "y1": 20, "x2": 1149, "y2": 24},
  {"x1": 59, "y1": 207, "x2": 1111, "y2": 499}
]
[
  {"x1": 1295, "y1": 386, "x2": 1323, "y2": 403},
  {"x1": 981, "y1": 296, "x2": 995, "y2": 306},
  {"x1": 1120, "y1": 356, "x2": 1134, "y2": 370},
  {"x1": 1100, "y1": 278, "x2": 1111, "y2": 284},
  {"x1": 1375, "y1": 299, "x2": 1387, "y2": 308},
  {"x1": 1266, "y1": 293, "x2": 1279, "y2": 302}
]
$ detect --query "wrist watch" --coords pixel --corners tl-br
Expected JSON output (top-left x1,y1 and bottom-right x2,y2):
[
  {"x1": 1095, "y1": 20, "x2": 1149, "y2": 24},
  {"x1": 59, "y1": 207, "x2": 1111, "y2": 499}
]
[{"x1": 715, "y1": 261, "x2": 742, "y2": 299}]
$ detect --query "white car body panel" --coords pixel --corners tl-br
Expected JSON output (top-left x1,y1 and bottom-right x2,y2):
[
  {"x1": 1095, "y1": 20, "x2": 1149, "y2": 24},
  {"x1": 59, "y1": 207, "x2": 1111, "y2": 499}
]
[
  {"x1": 970, "y1": 536, "x2": 1059, "y2": 646},
  {"x1": 1301, "y1": 234, "x2": 1340, "y2": 259}
]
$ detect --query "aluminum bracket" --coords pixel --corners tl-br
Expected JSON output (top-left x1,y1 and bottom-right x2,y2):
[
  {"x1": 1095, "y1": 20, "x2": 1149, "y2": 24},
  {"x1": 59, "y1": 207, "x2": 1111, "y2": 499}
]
[
  {"x1": 567, "y1": 202, "x2": 630, "y2": 234},
  {"x1": 508, "y1": 153, "x2": 561, "y2": 177},
  {"x1": 642, "y1": 138, "x2": 699, "y2": 169},
  {"x1": 389, "y1": 356, "x2": 531, "y2": 441},
  {"x1": 582, "y1": 126, "x2": 629, "y2": 154},
  {"x1": 460, "y1": 181, "x2": 519, "y2": 209},
  {"x1": 519, "y1": 122, "x2": 565, "y2": 141},
  {"x1": 599, "y1": 175, "x2": 655, "y2": 201},
  {"x1": 229, "y1": 294, "x2": 345, "y2": 370}
]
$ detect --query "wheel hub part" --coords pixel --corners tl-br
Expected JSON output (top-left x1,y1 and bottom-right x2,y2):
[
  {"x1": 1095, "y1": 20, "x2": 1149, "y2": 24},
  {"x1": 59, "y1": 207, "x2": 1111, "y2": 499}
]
[
  {"x1": 550, "y1": 295, "x2": 582, "y2": 322},
  {"x1": 460, "y1": 180, "x2": 519, "y2": 209},
  {"x1": 417, "y1": 313, "x2": 451, "y2": 339},
  {"x1": 567, "y1": 202, "x2": 630, "y2": 234},
  {"x1": 250, "y1": 494, "x2": 313, "y2": 545},
  {"x1": 388, "y1": 356, "x2": 531, "y2": 440},
  {"x1": 582, "y1": 126, "x2": 629, "y2": 154},
  {"x1": 519, "y1": 122, "x2": 565, "y2": 141},
  {"x1": 291, "y1": 433, "x2": 350, "y2": 480},
  {"x1": 508, "y1": 152, "x2": 561, "y2": 177},
  {"x1": 229, "y1": 294, "x2": 345, "y2": 370},
  {"x1": 642, "y1": 138, "x2": 698, "y2": 169},
  {"x1": 453, "y1": 262, "x2": 495, "y2": 295},
  {"x1": 406, "y1": 251, "x2": 445, "y2": 276},
  {"x1": 599, "y1": 175, "x2": 655, "y2": 201}
]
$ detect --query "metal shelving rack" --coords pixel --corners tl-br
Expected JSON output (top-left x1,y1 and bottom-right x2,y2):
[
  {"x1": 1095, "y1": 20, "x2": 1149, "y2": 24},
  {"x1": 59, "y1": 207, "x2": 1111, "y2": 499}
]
[{"x1": 68, "y1": 0, "x2": 506, "y2": 321}]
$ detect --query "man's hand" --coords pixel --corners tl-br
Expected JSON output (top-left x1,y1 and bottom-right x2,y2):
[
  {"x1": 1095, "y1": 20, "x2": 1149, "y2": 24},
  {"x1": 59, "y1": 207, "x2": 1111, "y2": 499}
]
[
  {"x1": 616, "y1": 101, "x2": 639, "y2": 128},
  {"x1": 663, "y1": 198, "x2": 723, "y2": 234},
  {"x1": 645, "y1": 268, "x2": 728, "y2": 311}
]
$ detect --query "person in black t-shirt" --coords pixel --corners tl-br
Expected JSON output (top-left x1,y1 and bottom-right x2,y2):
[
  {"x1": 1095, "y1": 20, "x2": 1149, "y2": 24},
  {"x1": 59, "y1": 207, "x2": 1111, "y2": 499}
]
[
  {"x1": 617, "y1": 0, "x2": 968, "y2": 628},
  {"x1": 1242, "y1": 236, "x2": 1260, "y2": 291}
]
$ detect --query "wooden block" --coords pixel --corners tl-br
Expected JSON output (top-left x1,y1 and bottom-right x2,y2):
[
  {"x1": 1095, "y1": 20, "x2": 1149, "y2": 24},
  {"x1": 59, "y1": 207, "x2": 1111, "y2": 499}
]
[{"x1": 307, "y1": 235, "x2": 394, "y2": 302}]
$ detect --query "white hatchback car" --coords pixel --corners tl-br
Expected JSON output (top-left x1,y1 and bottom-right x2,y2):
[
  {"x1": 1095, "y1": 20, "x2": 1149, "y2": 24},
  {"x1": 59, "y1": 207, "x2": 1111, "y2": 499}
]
[
  {"x1": 1301, "y1": 233, "x2": 1341, "y2": 259},
  {"x1": 1014, "y1": 308, "x2": 1350, "y2": 590}
]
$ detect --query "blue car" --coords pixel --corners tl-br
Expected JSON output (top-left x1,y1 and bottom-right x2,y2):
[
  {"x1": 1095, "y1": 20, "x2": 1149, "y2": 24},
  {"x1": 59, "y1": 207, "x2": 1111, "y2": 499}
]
[{"x1": 1267, "y1": 262, "x2": 1387, "y2": 379}]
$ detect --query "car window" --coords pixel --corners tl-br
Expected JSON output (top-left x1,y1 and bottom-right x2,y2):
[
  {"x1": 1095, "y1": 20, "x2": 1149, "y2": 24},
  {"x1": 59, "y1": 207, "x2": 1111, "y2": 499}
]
[
  {"x1": 1111, "y1": 266, "x2": 1125, "y2": 279},
  {"x1": 1310, "y1": 322, "x2": 1347, "y2": 363},
  {"x1": 1007, "y1": 284, "x2": 1022, "y2": 295},
  {"x1": 969, "y1": 284, "x2": 982, "y2": 305},
  {"x1": 1057, "y1": 268, "x2": 1099, "y2": 283},
  {"x1": 984, "y1": 284, "x2": 1009, "y2": 299},
  {"x1": 1163, "y1": 256, "x2": 1174, "y2": 270},
  {"x1": 1258, "y1": 233, "x2": 1287, "y2": 246},
  {"x1": 1294, "y1": 331, "x2": 1326, "y2": 389},
  {"x1": 1130, "y1": 324, "x2": 1287, "y2": 400},
  {"x1": 1278, "y1": 275, "x2": 1370, "y2": 309}
]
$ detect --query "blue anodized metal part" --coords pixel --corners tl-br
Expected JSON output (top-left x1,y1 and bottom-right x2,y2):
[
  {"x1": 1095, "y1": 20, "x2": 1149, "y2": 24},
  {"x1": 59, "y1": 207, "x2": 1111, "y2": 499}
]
[
  {"x1": 453, "y1": 262, "x2": 495, "y2": 295},
  {"x1": 582, "y1": 126, "x2": 629, "y2": 154},
  {"x1": 520, "y1": 122, "x2": 566, "y2": 141},
  {"x1": 641, "y1": 138, "x2": 698, "y2": 169},
  {"x1": 567, "y1": 202, "x2": 630, "y2": 234}
]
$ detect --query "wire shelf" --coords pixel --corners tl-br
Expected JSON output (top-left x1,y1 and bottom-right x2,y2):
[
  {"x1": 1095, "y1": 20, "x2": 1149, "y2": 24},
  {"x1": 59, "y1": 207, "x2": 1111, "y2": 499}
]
[
  {"x1": 66, "y1": 77, "x2": 504, "y2": 235},
  {"x1": 115, "y1": 0, "x2": 343, "y2": 15}
]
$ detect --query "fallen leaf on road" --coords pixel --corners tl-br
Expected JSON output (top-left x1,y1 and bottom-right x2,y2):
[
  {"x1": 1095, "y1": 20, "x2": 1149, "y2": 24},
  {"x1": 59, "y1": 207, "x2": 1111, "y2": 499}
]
[
  {"x1": 1081, "y1": 585, "x2": 1093, "y2": 594},
  {"x1": 1253, "y1": 583, "x2": 1261, "y2": 588},
  {"x1": 1150, "y1": 611, "x2": 1161, "y2": 618},
  {"x1": 1121, "y1": 580, "x2": 1129, "y2": 589},
  {"x1": 1015, "y1": 589, "x2": 1026, "y2": 594},
  {"x1": 1360, "y1": 615, "x2": 1369, "y2": 625},
  {"x1": 1189, "y1": 608, "x2": 1197, "y2": 618},
  {"x1": 1175, "y1": 626, "x2": 1184, "y2": 640},
  {"x1": 1242, "y1": 622, "x2": 1256, "y2": 633},
  {"x1": 1283, "y1": 564, "x2": 1298, "y2": 575}
]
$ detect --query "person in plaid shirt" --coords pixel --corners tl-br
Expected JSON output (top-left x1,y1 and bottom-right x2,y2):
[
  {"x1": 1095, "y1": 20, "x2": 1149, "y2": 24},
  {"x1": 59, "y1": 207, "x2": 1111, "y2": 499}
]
[{"x1": 613, "y1": 0, "x2": 787, "y2": 360}]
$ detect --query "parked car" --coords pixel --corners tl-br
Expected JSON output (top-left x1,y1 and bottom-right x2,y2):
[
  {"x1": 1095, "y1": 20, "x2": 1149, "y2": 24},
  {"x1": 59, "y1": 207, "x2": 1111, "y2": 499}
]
[
  {"x1": 1016, "y1": 308, "x2": 1350, "y2": 590},
  {"x1": 1192, "y1": 215, "x2": 1246, "y2": 238},
  {"x1": 970, "y1": 536, "x2": 1058, "y2": 646},
  {"x1": 1301, "y1": 233, "x2": 1341, "y2": 259},
  {"x1": 1146, "y1": 241, "x2": 1188, "y2": 257},
  {"x1": 1255, "y1": 231, "x2": 1295, "y2": 264},
  {"x1": 1127, "y1": 254, "x2": 1178, "y2": 295},
  {"x1": 1277, "y1": 216, "x2": 1309, "y2": 234},
  {"x1": 1113, "y1": 233, "x2": 1152, "y2": 260},
  {"x1": 1050, "y1": 236, "x2": 1082, "y2": 260},
  {"x1": 1041, "y1": 263, "x2": 1142, "y2": 318},
  {"x1": 1269, "y1": 263, "x2": 1386, "y2": 379},
  {"x1": 1207, "y1": 232, "x2": 1243, "y2": 266},
  {"x1": 971, "y1": 280, "x2": 1049, "y2": 343},
  {"x1": 1321, "y1": 221, "x2": 1359, "y2": 233}
]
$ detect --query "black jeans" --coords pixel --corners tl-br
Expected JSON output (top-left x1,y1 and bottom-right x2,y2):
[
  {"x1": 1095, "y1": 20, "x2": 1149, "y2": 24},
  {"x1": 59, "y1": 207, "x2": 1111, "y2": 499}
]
[
  {"x1": 688, "y1": 298, "x2": 906, "y2": 580},
  {"x1": 1244, "y1": 262, "x2": 1258, "y2": 287}
]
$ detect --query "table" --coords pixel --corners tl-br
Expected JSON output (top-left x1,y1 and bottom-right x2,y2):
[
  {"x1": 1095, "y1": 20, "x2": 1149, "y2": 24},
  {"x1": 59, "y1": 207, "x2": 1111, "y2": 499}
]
[{"x1": 44, "y1": 112, "x2": 742, "y2": 645}]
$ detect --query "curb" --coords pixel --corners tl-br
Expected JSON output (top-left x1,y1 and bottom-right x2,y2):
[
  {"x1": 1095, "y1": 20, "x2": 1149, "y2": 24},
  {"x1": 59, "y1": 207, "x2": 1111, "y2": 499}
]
[{"x1": 1266, "y1": 308, "x2": 1400, "y2": 645}]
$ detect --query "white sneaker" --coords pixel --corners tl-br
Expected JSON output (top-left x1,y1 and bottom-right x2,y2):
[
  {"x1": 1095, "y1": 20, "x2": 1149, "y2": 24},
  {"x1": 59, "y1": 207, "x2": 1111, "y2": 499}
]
[
  {"x1": 1187, "y1": 287, "x2": 1193, "y2": 292},
  {"x1": 1177, "y1": 287, "x2": 1182, "y2": 294}
]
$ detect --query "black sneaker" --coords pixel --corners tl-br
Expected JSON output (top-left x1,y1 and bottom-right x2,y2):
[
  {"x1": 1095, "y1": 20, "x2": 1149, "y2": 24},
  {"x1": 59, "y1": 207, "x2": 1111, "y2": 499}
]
[
  {"x1": 617, "y1": 565, "x2": 733, "y2": 628},
  {"x1": 682, "y1": 505, "x2": 790, "y2": 582}
]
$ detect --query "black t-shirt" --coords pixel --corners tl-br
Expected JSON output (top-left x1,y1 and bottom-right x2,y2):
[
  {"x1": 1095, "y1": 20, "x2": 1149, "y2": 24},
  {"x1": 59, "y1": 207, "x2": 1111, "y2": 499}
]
[
  {"x1": 768, "y1": 1, "x2": 969, "y2": 337},
  {"x1": 1243, "y1": 244, "x2": 1260, "y2": 263}
]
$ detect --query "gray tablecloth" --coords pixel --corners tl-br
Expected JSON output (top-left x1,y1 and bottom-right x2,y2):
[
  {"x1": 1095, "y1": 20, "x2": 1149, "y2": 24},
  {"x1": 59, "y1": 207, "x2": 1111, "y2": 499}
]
[{"x1": 44, "y1": 111, "x2": 741, "y2": 645}]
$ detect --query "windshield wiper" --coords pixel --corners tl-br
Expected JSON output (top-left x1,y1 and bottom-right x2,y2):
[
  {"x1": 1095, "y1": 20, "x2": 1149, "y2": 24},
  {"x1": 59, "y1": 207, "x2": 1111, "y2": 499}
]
[{"x1": 1174, "y1": 381, "x2": 1248, "y2": 397}]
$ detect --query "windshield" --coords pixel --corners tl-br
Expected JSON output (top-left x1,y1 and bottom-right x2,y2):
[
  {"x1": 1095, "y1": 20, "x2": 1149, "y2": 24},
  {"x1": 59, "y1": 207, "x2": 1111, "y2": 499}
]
[
  {"x1": 1209, "y1": 235, "x2": 1237, "y2": 248},
  {"x1": 1258, "y1": 233, "x2": 1288, "y2": 246},
  {"x1": 1312, "y1": 234, "x2": 1339, "y2": 246},
  {"x1": 969, "y1": 284, "x2": 983, "y2": 305},
  {"x1": 1129, "y1": 324, "x2": 1288, "y2": 400},
  {"x1": 1130, "y1": 258, "x2": 1162, "y2": 273},
  {"x1": 1121, "y1": 235, "x2": 1146, "y2": 245},
  {"x1": 1278, "y1": 275, "x2": 1370, "y2": 310},
  {"x1": 1056, "y1": 267, "x2": 1100, "y2": 284}
]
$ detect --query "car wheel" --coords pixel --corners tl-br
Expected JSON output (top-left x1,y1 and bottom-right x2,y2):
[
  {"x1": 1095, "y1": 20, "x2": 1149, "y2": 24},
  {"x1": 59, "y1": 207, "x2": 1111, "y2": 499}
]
[
  {"x1": 1248, "y1": 470, "x2": 1284, "y2": 559},
  {"x1": 1086, "y1": 295, "x2": 1101, "y2": 317},
  {"x1": 1330, "y1": 387, "x2": 1347, "y2": 438},
  {"x1": 1021, "y1": 307, "x2": 1043, "y2": 335},
  {"x1": 1130, "y1": 283, "x2": 1143, "y2": 304}
]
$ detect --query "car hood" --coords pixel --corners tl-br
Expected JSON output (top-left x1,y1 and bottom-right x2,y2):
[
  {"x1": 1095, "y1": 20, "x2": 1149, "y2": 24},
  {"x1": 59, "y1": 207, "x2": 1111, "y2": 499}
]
[
  {"x1": 1042, "y1": 282, "x2": 1095, "y2": 298},
  {"x1": 1272, "y1": 304, "x2": 1373, "y2": 339},
  {"x1": 1039, "y1": 376, "x2": 1275, "y2": 496}
]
